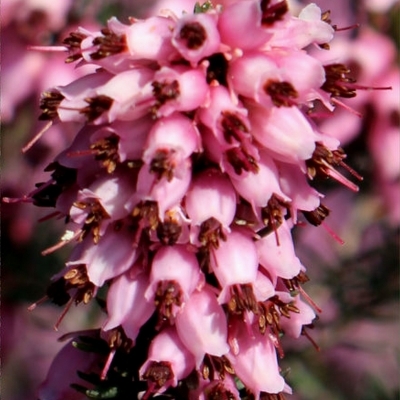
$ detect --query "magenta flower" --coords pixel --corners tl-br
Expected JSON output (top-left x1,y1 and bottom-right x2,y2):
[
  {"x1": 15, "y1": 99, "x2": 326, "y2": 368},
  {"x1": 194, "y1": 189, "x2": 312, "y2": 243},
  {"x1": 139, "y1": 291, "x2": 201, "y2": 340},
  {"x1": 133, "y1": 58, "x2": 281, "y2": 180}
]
[{"x1": 7, "y1": 0, "x2": 378, "y2": 398}]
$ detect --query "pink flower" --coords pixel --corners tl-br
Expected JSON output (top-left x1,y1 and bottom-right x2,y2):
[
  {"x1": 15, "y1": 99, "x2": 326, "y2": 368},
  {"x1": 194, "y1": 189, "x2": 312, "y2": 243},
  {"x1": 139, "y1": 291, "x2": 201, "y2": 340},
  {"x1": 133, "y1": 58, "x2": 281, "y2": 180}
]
[
  {"x1": 218, "y1": 0, "x2": 272, "y2": 50},
  {"x1": 172, "y1": 12, "x2": 221, "y2": 66},
  {"x1": 103, "y1": 269, "x2": 154, "y2": 342},
  {"x1": 175, "y1": 285, "x2": 229, "y2": 366},
  {"x1": 226, "y1": 318, "x2": 286, "y2": 398},
  {"x1": 7, "y1": 0, "x2": 375, "y2": 397},
  {"x1": 145, "y1": 244, "x2": 204, "y2": 321},
  {"x1": 139, "y1": 326, "x2": 196, "y2": 394},
  {"x1": 210, "y1": 228, "x2": 259, "y2": 304},
  {"x1": 257, "y1": 220, "x2": 303, "y2": 282},
  {"x1": 67, "y1": 223, "x2": 138, "y2": 287}
]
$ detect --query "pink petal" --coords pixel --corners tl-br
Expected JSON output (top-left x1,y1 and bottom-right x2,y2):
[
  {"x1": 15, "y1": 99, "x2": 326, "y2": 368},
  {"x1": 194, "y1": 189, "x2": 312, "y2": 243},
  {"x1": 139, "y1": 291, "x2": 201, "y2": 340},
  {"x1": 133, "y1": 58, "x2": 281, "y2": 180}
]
[{"x1": 175, "y1": 285, "x2": 229, "y2": 366}]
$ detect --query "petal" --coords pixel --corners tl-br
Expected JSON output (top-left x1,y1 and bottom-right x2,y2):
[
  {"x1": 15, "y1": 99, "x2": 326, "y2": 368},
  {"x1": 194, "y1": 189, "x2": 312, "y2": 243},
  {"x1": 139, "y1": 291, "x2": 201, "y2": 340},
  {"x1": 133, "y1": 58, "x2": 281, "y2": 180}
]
[{"x1": 176, "y1": 285, "x2": 229, "y2": 366}]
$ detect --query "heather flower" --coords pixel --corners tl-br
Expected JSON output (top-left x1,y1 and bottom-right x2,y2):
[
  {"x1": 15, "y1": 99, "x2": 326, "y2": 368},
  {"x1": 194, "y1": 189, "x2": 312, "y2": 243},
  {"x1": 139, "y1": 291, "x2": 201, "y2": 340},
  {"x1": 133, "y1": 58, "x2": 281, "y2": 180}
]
[
  {"x1": 5, "y1": 0, "x2": 386, "y2": 399},
  {"x1": 103, "y1": 269, "x2": 154, "y2": 341}
]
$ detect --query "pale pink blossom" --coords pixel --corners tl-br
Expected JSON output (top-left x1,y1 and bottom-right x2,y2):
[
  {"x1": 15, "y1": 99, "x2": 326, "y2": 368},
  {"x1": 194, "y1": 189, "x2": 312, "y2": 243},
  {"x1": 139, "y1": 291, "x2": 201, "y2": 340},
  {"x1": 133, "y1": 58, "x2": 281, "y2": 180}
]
[
  {"x1": 103, "y1": 269, "x2": 154, "y2": 341},
  {"x1": 5, "y1": 0, "x2": 377, "y2": 397},
  {"x1": 175, "y1": 285, "x2": 229, "y2": 366},
  {"x1": 226, "y1": 318, "x2": 286, "y2": 398},
  {"x1": 139, "y1": 326, "x2": 196, "y2": 393}
]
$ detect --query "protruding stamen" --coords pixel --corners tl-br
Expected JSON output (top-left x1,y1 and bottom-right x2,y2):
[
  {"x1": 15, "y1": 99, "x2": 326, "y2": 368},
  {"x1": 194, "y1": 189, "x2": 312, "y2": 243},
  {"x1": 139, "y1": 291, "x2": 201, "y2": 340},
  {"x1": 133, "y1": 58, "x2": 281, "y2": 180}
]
[
  {"x1": 100, "y1": 348, "x2": 116, "y2": 380},
  {"x1": 22, "y1": 121, "x2": 53, "y2": 152},
  {"x1": 41, "y1": 229, "x2": 82, "y2": 256}
]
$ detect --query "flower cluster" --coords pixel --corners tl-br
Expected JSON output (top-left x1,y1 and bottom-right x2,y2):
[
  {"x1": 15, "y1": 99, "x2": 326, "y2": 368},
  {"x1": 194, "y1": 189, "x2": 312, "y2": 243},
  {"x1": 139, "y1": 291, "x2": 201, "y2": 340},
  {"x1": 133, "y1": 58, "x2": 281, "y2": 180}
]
[{"x1": 12, "y1": 1, "x2": 368, "y2": 398}]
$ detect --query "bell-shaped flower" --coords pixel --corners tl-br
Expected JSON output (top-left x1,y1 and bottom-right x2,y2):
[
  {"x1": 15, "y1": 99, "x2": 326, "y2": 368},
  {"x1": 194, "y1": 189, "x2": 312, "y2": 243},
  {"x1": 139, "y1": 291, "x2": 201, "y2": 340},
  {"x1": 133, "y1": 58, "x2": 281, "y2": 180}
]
[
  {"x1": 151, "y1": 65, "x2": 209, "y2": 117},
  {"x1": 56, "y1": 71, "x2": 113, "y2": 123},
  {"x1": 218, "y1": 0, "x2": 272, "y2": 51},
  {"x1": 70, "y1": 169, "x2": 134, "y2": 227},
  {"x1": 103, "y1": 269, "x2": 155, "y2": 342},
  {"x1": 256, "y1": 220, "x2": 302, "y2": 283},
  {"x1": 185, "y1": 168, "x2": 236, "y2": 231},
  {"x1": 91, "y1": 68, "x2": 154, "y2": 123},
  {"x1": 142, "y1": 112, "x2": 201, "y2": 178},
  {"x1": 267, "y1": 4, "x2": 334, "y2": 50},
  {"x1": 210, "y1": 228, "x2": 259, "y2": 304},
  {"x1": 278, "y1": 292, "x2": 316, "y2": 338},
  {"x1": 67, "y1": 224, "x2": 138, "y2": 287},
  {"x1": 145, "y1": 245, "x2": 204, "y2": 316},
  {"x1": 125, "y1": 16, "x2": 178, "y2": 64},
  {"x1": 229, "y1": 150, "x2": 289, "y2": 211},
  {"x1": 249, "y1": 104, "x2": 317, "y2": 165},
  {"x1": 98, "y1": 117, "x2": 153, "y2": 162},
  {"x1": 128, "y1": 156, "x2": 192, "y2": 218},
  {"x1": 277, "y1": 161, "x2": 322, "y2": 221},
  {"x1": 198, "y1": 85, "x2": 251, "y2": 147},
  {"x1": 172, "y1": 12, "x2": 220, "y2": 66},
  {"x1": 271, "y1": 49, "x2": 326, "y2": 103},
  {"x1": 226, "y1": 318, "x2": 286, "y2": 397},
  {"x1": 139, "y1": 326, "x2": 196, "y2": 393},
  {"x1": 175, "y1": 285, "x2": 229, "y2": 367},
  {"x1": 228, "y1": 53, "x2": 280, "y2": 107}
]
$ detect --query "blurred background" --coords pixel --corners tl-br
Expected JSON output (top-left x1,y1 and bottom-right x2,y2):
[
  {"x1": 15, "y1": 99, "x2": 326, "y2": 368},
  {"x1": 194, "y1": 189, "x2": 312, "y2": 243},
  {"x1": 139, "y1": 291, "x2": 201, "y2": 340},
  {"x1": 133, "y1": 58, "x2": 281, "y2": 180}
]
[{"x1": 1, "y1": 0, "x2": 399, "y2": 399}]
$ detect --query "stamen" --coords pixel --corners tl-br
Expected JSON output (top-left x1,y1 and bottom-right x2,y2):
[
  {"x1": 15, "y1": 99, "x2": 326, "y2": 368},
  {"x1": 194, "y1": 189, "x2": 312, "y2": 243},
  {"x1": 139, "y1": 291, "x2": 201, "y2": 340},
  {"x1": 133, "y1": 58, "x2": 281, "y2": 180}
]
[
  {"x1": 154, "y1": 280, "x2": 183, "y2": 328},
  {"x1": 149, "y1": 149, "x2": 176, "y2": 181},
  {"x1": 54, "y1": 297, "x2": 74, "y2": 331},
  {"x1": 221, "y1": 112, "x2": 250, "y2": 144},
  {"x1": 226, "y1": 147, "x2": 259, "y2": 175},
  {"x1": 301, "y1": 326, "x2": 320, "y2": 351},
  {"x1": 41, "y1": 229, "x2": 82, "y2": 256},
  {"x1": 22, "y1": 121, "x2": 53, "y2": 153},
  {"x1": 320, "y1": 159, "x2": 360, "y2": 191},
  {"x1": 27, "y1": 295, "x2": 49, "y2": 311},
  {"x1": 334, "y1": 23, "x2": 360, "y2": 32},
  {"x1": 320, "y1": 221, "x2": 345, "y2": 245},
  {"x1": 142, "y1": 361, "x2": 174, "y2": 394},
  {"x1": 27, "y1": 45, "x2": 68, "y2": 52},
  {"x1": 331, "y1": 97, "x2": 362, "y2": 117},
  {"x1": 297, "y1": 285, "x2": 322, "y2": 314},
  {"x1": 100, "y1": 348, "x2": 116, "y2": 380},
  {"x1": 307, "y1": 143, "x2": 362, "y2": 191},
  {"x1": 90, "y1": 28, "x2": 127, "y2": 60},
  {"x1": 264, "y1": 80, "x2": 298, "y2": 107}
]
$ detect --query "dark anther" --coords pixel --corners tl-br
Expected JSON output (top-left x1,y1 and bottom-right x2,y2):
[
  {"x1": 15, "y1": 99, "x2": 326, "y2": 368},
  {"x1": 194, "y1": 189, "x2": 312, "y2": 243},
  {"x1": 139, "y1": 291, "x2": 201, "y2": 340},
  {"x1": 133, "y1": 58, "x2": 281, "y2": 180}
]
[
  {"x1": 302, "y1": 204, "x2": 330, "y2": 226},
  {"x1": 152, "y1": 80, "x2": 180, "y2": 105},
  {"x1": 179, "y1": 22, "x2": 207, "y2": 49},
  {"x1": 63, "y1": 31, "x2": 87, "y2": 63},
  {"x1": 39, "y1": 91, "x2": 65, "y2": 120},
  {"x1": 80, "y1": 95, "x2": 113, "y2": 122},
  {"x1": 260, "y1": 0, "x2": 289, "y2": 26},
  {"x1": 221, "y1": 112, "x2": 249, "y2": 144},
  {"x1": 226, "y1": 148, "x2": 259, "y2": 175},
  {"x1": 90, "y1": 28, "x2": 127, "y2": 60},
  {"x1": 264, "y1": 80, "x2": 298, "y2": 107},
  {"x1": 142, "y1": 361, "x2": 174, "y2": 388},
  {"x1": 90, "y1": 134, "x2": 120, "y2": 173},
  {"x1": 321, "y1": 63, "x2": 357, "y2": 98}
]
